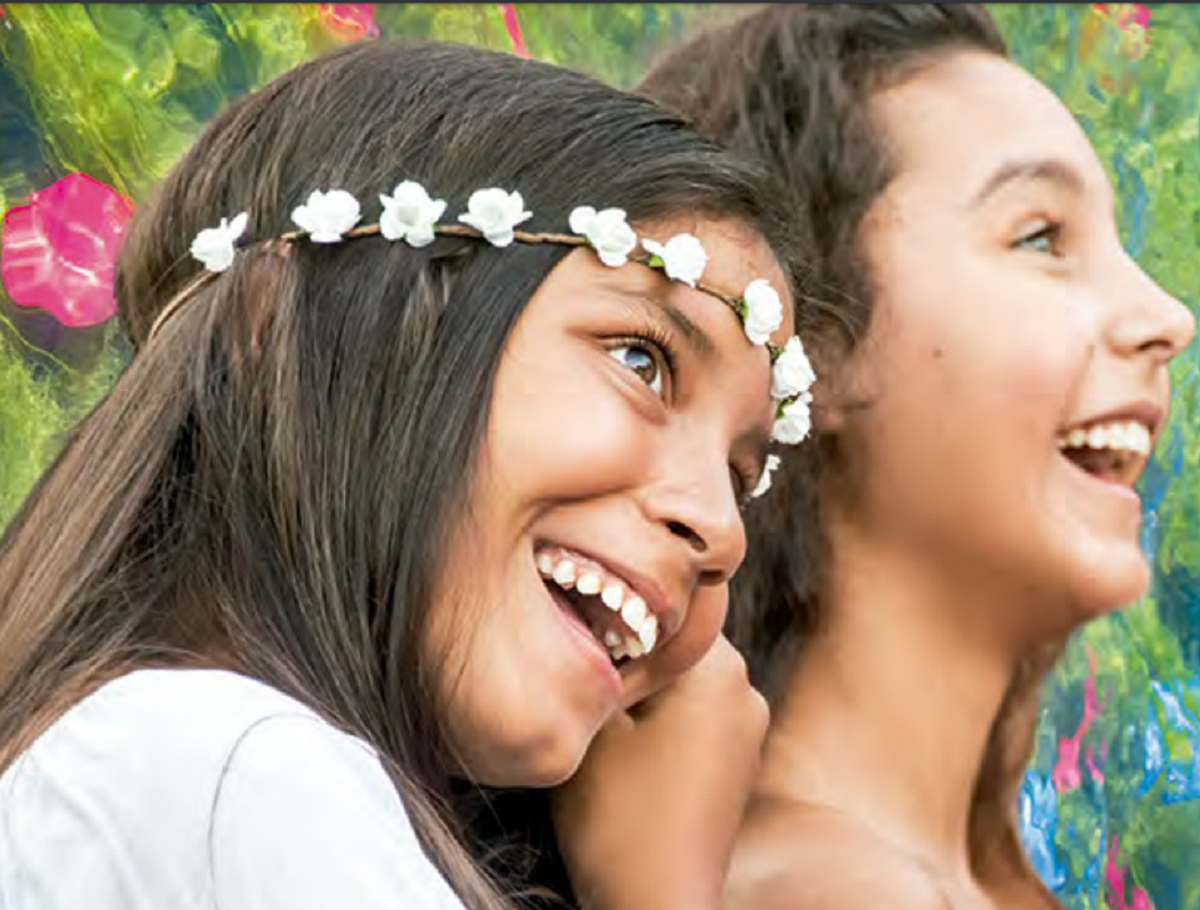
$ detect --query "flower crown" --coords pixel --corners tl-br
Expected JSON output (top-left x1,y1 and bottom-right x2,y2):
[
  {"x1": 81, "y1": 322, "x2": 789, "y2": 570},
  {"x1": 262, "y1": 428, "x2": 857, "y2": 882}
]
[{"x1": 155, "y1": 182, "x2": 817, "y2": 499}]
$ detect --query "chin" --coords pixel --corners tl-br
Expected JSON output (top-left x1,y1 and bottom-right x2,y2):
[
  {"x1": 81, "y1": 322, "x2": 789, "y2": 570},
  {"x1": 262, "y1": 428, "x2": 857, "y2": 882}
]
[
  {"x1": 468, "y1": 721, "x2": 596, "y2": 789},
  {"x1": 1067, "y1": 548, "x2": 1151, "y2": 622},
  {"x1": 520, "y1": 753, "x2": 586, "y2": 789}
]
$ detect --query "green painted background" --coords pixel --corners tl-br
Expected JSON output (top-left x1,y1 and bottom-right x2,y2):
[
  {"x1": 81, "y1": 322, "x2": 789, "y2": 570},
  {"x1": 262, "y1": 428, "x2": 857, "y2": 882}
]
[{"x1": 1, "y1": 5, "x2": 1198, "y2": 907}]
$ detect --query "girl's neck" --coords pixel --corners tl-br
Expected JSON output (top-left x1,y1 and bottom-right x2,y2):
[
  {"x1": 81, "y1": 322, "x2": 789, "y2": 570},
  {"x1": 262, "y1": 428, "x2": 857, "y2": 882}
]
[{"x1": 756, "y1": 529, "x2": 1028, "y2": 885}]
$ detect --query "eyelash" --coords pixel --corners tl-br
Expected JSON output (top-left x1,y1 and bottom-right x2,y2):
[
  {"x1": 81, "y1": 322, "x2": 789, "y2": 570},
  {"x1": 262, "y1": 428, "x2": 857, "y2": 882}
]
[{"x1": 1013, "y1": 219, "x2": 1065, "y2": 256}]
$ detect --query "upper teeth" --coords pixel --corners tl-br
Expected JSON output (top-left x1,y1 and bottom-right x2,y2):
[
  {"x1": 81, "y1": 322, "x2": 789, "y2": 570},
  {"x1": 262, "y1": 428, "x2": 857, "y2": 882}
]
[
  {"x1": 537, "y1": 548, "x2": 661, "y2": 659},
  {"x1": 552, "y1": 560, "x2": 577, "y2": 587},
  {"x1": 1056, "y1": 420, "x2": 1151, "y2": 456}
]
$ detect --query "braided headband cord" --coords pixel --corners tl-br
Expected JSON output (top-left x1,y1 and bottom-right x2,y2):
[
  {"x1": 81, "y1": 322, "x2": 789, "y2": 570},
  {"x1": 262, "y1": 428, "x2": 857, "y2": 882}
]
[
  {"x1": 146, "y1": 270, "x2": 220, "y2": 342},
  {"x1": 145, "y1": 222, "x2": 744, "y2": 343},
  {"x1": 143, "y1": 184, "x2": 815, "y2": 475}
]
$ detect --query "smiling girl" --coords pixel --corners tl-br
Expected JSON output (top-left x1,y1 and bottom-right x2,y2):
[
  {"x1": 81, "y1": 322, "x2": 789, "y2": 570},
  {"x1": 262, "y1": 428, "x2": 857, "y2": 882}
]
[
  {"x1": 640, "y1": 4, "x2": 1195, "y2": 909},
  {"x1": 0, "y1": 38, "x2": 811, "y2": 910}
]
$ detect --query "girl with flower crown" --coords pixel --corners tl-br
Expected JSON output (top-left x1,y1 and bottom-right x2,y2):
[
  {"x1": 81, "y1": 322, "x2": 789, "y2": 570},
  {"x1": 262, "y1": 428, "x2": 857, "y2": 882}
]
[
  {"x1": 0, "y1": 38, "x2": 816, "y2": 910},
  {"x1": 620, "y1": 5, "x2": 1197, "y2": 910}
]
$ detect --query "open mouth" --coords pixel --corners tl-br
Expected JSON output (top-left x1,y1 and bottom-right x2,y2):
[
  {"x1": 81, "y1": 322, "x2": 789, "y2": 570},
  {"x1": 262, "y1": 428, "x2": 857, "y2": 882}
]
[
  {"x1": 1055, "y1": 418, "x2": 1151, "y2": 488},
  {"x1": 535, "y1": 545, "x2": 660, "y2": 668}
]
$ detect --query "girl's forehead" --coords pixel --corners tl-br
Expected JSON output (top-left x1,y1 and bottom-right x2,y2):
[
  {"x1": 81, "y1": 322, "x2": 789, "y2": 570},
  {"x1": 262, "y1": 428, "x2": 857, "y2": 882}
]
[
  {"x1": 873, "y1": 51, "x2": 1102, "y2": 193},
  {"x1": 638, "y1": 216, "x2": 793, "y2": 325}
]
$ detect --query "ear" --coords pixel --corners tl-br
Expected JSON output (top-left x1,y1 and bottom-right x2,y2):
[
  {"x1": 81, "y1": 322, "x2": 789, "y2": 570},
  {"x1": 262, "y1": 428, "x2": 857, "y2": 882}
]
[
  {"x1": 807, "y1": 334, "x2": 875, "y2": 435},
  {"x1": 813, "y1": 395, "x2": 847, "y2": 434},
  {"x1": 808, "y1": 362, "x2": 855, "y2": 435}
]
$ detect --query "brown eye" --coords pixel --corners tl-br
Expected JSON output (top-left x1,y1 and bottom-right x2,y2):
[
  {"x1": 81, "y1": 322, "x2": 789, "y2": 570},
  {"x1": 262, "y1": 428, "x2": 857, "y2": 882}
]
[{"x1": 609, "y1": 343, "x2": 665, "y2": 396}]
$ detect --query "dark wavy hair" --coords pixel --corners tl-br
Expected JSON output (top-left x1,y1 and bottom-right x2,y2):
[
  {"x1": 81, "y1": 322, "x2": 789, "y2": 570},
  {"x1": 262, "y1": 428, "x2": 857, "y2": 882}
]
[
  {"x1": 641, "y1": 4, "x2": 1062, "y2": 904},
  {"x1": 0, "y1": 38, "x2": 789, "y2": 909}
]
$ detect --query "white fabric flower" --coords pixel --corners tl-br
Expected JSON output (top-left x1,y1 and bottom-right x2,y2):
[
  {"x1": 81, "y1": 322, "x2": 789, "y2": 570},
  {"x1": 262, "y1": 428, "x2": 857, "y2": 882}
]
[
  {"x1": 291, "y1": 189, "x2": 362, "y2": 243},
  {"x1": 189, "y1": 212, "x2": 248, "y2": 273},
  {"x1": 750, "y1": 454, "x2": 782, "y2": 499},
  {"x1": 772, "y1": 391, "x2": 814, "y2": 445},
  {"x1": 641, "y1": 233, "x2": 708, "y2": 287},
  {"x1": 458, "y1": 188, "x2": 532, "y2": 247},
  {"x1": 569, "y1": 206, "x2": 638, "y2": 268},
  {"x1": 379, "y1": 181, "x2": 447, "y2": 247},
  {"x1": 771, "y1": 335, "x2": 817, "y2": 400},
  {"x1": 742, "y1": 278, "x2": 784, "y2": 346}
]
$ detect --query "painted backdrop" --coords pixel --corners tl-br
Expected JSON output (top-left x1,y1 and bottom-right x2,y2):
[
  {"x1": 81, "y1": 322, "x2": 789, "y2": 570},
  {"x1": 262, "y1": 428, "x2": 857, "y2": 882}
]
[{"x1": 1, "y1": 5, "x2": 1198, "y2": 908}]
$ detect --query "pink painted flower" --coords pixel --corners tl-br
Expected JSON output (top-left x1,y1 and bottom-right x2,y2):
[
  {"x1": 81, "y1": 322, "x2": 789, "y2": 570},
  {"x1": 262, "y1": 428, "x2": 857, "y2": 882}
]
[
  {"x1": 1106, "y1": 837, "x2": 1155, "y2": 910},
  {"x1": 1095, "y1": 3, "x2": 1151, "y2": 29},
  {"x1": 1, "y1": 173, "x2": 133, "y2": 328},
  {"x1": 1086, "y1": 4, "x2": 1151, "y2": 64},
  {"x1": 1106, "y1": 838, "x2": 1125, "y2": 900},
  {"x1": 496, "y1": 4, "x2": 530, "y2": 59},
  {"x1": 1051, "y1": 659, "x2": 1109, "y2": 793},
  {"x1": 317, "y1": 4, "x2": 378, "y2": 42},
  {"x1": 1052, "y1": 735, "x2": 1083, "y2": 792},
  {"x1": 1085, "y1": 743, "x2": 1106, "y2": 787}
]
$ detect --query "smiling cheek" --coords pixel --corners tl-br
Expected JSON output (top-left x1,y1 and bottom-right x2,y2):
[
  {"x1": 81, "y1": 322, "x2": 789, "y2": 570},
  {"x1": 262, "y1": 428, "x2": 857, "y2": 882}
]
[
  {"x1": 856, "y1": 265, "x2": 1098, "y2": 567},
  {"x1": 490, "y1": 366, "x2": 653, "y2": 508},
  {"x1": 932, "y1": 279, "x2": 1146, "y2": 623},
  {"x1": 428, "y1": 570, "x2": 619, "y2": 787},
  {"x1": 434, "y1": 365, "x2": 660, "y2": 784}
]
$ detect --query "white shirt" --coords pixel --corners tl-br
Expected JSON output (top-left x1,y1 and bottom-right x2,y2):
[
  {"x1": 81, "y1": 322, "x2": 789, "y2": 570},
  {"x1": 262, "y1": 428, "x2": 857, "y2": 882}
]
[{"x1": 0, "y1": 668, "x2": 467, "y2": 910}]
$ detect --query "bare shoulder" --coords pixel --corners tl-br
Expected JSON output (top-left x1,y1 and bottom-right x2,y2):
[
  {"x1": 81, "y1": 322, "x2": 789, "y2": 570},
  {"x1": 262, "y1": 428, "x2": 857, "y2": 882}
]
[{"x1": 723, "y1": 798, "x2": 952, "y2": 910}]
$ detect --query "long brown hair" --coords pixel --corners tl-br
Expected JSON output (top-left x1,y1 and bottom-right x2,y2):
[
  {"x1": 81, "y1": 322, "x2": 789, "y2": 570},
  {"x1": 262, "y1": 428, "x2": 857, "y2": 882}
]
[
  {"x1": 640, "y1": 4, "x2": 1062, "y2": 903},
  {"x1": 0, "y1": 38, "x2": 788, "y2": 909}
]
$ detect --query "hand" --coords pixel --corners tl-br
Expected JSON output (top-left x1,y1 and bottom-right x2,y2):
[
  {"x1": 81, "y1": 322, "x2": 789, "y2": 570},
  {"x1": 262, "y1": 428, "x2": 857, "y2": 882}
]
[{"x1": 550, "y1": 636, "x2": 769, "y2": 910}]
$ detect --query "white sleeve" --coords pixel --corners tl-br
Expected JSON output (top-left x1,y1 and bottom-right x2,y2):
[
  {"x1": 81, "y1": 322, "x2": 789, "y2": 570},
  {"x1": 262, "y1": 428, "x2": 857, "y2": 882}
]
[{"x1": 210, "y1": 714, "x2": 468, "y2": 910}]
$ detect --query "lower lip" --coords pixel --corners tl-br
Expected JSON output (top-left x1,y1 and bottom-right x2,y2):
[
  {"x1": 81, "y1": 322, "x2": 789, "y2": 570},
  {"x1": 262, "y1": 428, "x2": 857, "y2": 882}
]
[
  {"x1": 1059, "y1": 452, "x2": 1142, "y2": 507},
  {"x1": 544, "y1": 582, "x2": 624, "y2": 695}
]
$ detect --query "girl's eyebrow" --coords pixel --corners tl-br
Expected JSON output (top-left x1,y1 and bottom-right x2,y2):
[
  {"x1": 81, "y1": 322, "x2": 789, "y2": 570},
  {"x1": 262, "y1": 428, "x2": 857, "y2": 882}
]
[
  {"x1": 969, "y1": 156, "x2": 1086, "y2": 209},
  {"x1": 616, "y1": 290, "x2": 716, "y2": 358}
]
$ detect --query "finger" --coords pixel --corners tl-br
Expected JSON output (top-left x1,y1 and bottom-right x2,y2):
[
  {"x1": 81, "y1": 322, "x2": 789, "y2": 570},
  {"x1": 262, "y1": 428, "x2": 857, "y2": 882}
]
[{"x1": 625, "y1": 638, "x2": 758, "y2": 734}]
